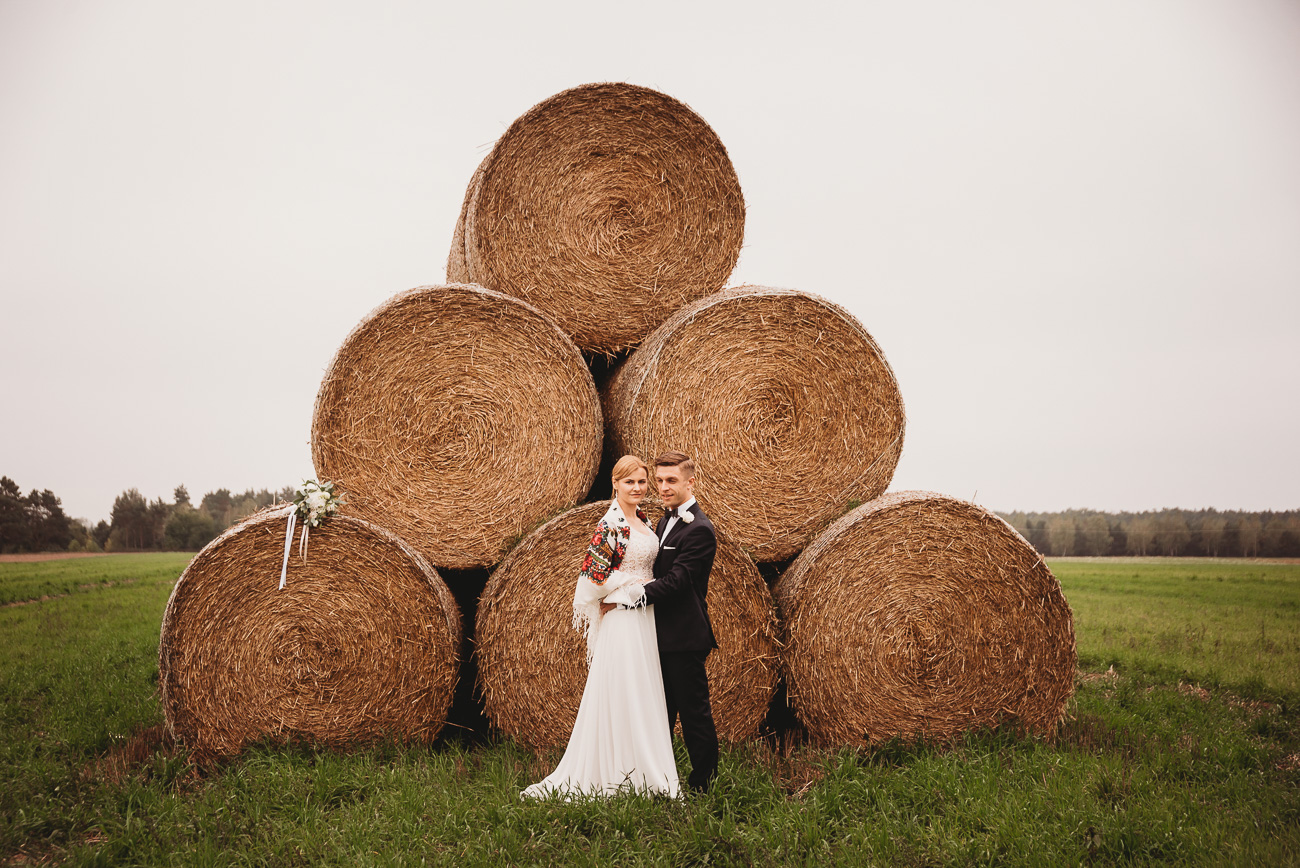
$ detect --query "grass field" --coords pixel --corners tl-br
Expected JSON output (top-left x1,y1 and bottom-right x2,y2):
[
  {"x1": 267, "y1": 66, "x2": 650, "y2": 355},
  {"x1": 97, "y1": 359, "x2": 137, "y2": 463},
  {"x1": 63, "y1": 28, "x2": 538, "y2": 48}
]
[
  {"x1": 1, "y1": 554, "x2": 1297, "y2": 865},
  {"x1": 0, "y1": 553, "x2": 193, "y2": 607},
  {"x1": 1053, "y1": 558, "x2": 1300, "y2": 696}
]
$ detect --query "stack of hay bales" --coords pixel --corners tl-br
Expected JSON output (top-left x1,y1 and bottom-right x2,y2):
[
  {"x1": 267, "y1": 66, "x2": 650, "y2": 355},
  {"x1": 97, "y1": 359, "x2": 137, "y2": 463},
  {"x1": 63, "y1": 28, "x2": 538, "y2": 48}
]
[
  {"x1": 450, "y1": 81, "x2": 1073, "y2": 747},
  {"x1": 438, "y1": 83, "x2": 784, "y2": 745},
  {"x1": 160, "y1": 278, "x2": 605, "y2": 757},
  {"x1": 162, "y1": 80, "x2": 1074, "y2": 757}
]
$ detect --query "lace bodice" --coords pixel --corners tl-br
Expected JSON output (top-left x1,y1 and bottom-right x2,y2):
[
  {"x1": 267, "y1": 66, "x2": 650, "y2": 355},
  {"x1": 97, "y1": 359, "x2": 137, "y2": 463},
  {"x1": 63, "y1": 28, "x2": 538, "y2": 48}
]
[{"x1": 612, "y1": 527, "x2": 658, "y2": 584}]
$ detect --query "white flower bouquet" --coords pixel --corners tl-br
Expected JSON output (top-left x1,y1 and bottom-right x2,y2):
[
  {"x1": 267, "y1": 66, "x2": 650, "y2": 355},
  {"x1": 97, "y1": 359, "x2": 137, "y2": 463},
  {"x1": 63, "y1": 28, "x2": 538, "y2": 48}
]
[
  {"x1": 279, "y1": 480, "x2": 344, "y2": 589},
  {"x1": 294, "y1": 479, "x2": 343, "y2": 528}
]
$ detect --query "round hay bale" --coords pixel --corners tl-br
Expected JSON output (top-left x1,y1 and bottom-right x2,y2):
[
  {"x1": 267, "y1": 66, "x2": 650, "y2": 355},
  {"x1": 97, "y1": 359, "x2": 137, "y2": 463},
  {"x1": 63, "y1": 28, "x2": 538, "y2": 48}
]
[
  {"x1": 476, "y1": 500, "x2": 780, "y2": 747},
  {"x1": 773, "y1": 491, "x2": 1076, "y2": 746},
  {"x1": 159, "y1": 508, "x2": 461, "y2": 759},
  {"x1": 311, "y1": 283, "x2": 603, "y2": 570},
  {"x1": 603, "y1": 286, "x2": 905, "y2": 562},
  {"x1": 448, "y1": 82, "x2": 745, "y2": 354}
]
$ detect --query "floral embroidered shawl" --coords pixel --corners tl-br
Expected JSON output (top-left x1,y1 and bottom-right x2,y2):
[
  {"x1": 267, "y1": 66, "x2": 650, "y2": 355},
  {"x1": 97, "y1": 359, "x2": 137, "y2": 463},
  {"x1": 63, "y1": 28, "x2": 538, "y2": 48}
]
[{"x1": 573, "y1": 498, "x2": 650, "y2": 662}]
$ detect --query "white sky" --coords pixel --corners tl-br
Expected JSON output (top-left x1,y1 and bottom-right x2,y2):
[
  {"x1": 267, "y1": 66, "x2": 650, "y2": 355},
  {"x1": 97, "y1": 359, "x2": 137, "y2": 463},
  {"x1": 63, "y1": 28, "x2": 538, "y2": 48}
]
[{"x1": 2, "y1": 0, "x2": 1298, "y2": 524}]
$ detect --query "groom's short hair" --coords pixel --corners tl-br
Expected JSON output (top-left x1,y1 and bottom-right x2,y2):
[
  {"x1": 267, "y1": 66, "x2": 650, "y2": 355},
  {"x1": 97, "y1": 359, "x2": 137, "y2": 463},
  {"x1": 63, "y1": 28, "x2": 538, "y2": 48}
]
[{"x1": 654, "y1": 450, "x2": 695, "y2": 478}]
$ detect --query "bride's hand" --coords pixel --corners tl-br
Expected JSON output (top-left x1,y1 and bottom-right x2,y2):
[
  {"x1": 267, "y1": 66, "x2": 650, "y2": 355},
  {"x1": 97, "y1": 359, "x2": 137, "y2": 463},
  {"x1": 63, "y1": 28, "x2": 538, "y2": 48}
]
[{"x1": 599, "y1": 601, "x2": 617, "y2": 615}]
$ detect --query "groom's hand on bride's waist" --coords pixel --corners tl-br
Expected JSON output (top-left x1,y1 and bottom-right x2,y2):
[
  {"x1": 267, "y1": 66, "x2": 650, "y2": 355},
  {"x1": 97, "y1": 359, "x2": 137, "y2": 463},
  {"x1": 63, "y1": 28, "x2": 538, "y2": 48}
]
[
  {"x1": 619, "y1": 585, "x2": 647, "y2": 609},
  {"x1": 599, "y1": 601, "x2": 617, "y2": 615}
]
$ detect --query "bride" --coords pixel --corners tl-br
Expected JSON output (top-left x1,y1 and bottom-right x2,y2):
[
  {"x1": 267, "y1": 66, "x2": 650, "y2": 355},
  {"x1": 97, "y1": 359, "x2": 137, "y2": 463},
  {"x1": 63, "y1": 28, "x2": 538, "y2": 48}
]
[{"x1": 522, "y1": 455, "x2": 680, "y2": 799}]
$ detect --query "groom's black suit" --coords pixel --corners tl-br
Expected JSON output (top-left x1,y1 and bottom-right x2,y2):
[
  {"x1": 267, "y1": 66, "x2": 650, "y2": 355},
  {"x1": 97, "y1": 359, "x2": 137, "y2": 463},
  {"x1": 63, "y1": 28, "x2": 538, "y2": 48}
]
[{"x1": 644, "y1": 501, "x2": 719, "y2": 791}]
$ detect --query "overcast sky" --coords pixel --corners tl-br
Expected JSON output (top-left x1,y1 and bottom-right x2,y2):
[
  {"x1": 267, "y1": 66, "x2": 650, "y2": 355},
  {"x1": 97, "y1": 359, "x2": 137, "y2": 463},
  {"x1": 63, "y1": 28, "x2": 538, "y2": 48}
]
[{"x1": 3, "y1": 0, "x2": 1298, "y2": 524}]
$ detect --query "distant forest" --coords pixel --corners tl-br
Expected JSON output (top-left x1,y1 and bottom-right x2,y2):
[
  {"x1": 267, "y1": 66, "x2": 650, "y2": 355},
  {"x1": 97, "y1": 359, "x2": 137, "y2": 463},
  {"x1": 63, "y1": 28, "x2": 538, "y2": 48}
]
[
  {"x1": 997, "y1": 509, "x2": 1300, "y2": 558},
  {"x1": 1, "y1": 477, "x2": 293, "y2": 554},
  {"x1": 3, "y1": 474, "x2": 1298, "y2": 557}
]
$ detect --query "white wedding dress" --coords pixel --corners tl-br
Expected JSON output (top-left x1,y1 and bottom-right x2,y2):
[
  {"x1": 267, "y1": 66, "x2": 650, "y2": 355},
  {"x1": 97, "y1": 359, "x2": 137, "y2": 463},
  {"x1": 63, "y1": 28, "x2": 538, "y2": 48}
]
[{"x1": 522, "y1": 526, "x2": 680, "y2": 799}]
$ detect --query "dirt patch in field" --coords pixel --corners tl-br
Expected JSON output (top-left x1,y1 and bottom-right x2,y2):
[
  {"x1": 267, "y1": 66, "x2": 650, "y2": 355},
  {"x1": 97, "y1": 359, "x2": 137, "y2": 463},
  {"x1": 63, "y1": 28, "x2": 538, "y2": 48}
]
[
  {"x1": 0, "y1": 552, "x2": 111, "y2": 563},
  {"x1": 1078, "y1": 665, "x2": 1119, "y2": 686},
  {"x1": 2, "y1": 578, "x2": 145, "y2": 608},
  {"x1": 1227, "y1": 696, "x2": 1275, "y2": 714},
  {"x1": 1055, "y1": 712, "x2": 1149, "y2": 759},
  {"x1": 1, "y1": 595, "x2": 65, "y2": 609},
  {"x1": 4, "y1": 849, "x2": 55, "y2": 865},
  {"x1": 767, "y1": 747, "x2": 827, "y2": 798},
  {"x1": 86, "y1": 723, "x2": 194, "y2": 785}
]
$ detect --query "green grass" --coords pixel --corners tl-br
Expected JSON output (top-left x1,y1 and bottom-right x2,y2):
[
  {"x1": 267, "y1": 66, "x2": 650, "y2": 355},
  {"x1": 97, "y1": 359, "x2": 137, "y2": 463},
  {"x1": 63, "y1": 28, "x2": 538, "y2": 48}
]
[
  {"x1": 2, "y1": 554, "x2": 1298, "y2": 865},
  {"x1": 0, "y1": 553, "x2": 193, "y2": 606},
  {"x1": 1055, "y1": 557, "x2": 1300, "y2": 695}
]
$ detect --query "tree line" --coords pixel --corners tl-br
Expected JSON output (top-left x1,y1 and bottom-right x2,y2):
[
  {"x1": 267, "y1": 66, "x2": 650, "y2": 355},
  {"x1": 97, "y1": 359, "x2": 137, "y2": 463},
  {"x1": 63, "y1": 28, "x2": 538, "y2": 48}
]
[
  {"x1": 997, "y1": 508, "x2": 1300, "y2": 558},
  {"x1": 0, "y1": 477, "x2": 74, "y2": 553},
  {"x1": 0, "y1": 476, "x2": 293, "y2": 554},
  {"x1": 4, "y1": 475, "x2": 1298, "y2": 558}
]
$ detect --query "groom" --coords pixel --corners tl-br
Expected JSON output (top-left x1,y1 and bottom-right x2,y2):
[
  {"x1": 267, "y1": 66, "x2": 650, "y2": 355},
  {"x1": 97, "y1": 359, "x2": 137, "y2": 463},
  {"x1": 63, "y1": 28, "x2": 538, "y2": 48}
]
[{"x1": 607, "y1": 450, "x2": 719, "y2": 792}]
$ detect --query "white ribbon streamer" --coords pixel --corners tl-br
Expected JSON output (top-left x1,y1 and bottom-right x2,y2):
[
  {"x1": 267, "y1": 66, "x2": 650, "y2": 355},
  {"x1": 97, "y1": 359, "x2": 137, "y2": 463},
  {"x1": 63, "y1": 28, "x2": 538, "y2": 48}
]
[
  {"x1": 278, "y1": 484, "x2": 337, "y2": 589},
  {"x1": 279, "y1": 508, "x2": 297, "y2": 589}
]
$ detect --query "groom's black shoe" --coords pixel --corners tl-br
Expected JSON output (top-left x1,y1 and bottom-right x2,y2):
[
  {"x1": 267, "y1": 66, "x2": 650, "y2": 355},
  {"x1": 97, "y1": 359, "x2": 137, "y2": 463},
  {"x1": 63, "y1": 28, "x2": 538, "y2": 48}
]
[{"x1": 687, "y1": 771, "x2": 715, "y2": 795}]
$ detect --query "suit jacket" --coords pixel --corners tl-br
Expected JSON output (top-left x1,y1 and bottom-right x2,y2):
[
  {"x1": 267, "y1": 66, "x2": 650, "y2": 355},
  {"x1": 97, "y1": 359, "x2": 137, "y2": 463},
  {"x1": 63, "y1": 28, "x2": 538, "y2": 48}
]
[{"x1": 644, "y1": 502, "x2": 718, "y2": 652}]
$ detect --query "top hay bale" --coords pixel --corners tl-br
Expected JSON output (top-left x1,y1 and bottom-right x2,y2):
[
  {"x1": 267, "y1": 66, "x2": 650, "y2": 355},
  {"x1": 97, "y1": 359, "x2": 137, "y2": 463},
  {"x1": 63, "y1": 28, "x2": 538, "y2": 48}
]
[
  {"x1": 312, "y1": 284, "x2": 603, "y2": 570},
  {"x1": 773, "y1": 491, "x2": 1076, "y2": 746},
  {"x1": 159, "y1": 508, "x2": 461, "y2": 760},
  {"x1": 603, "y1": 286, "x2": 905, "y2": 562},
  {"x1": 476, "y1": 500, "x2": 780, "y2": 748},
  {"x1": 447, "y1": 82, "x2": 745, "y2": 355}
]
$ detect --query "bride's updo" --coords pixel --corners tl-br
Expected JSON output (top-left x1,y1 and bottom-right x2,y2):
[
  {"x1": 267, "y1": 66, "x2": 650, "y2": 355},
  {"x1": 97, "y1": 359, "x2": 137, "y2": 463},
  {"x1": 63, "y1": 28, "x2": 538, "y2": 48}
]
[{"x1": 610, "y1": 454, "x2": 648, "y2": 485}]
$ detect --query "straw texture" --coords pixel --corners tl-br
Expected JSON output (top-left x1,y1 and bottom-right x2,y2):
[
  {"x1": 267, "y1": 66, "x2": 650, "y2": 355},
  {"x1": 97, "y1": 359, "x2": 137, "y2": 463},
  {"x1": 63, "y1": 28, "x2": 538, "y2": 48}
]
[
  {"x1": 158, "y1": 508, "x2": 461, "y2": 760},
  {"x1": 447, "y1": 82, "x2": 745, "y2": 354},
  {"x1": 445, "y1": 155, "x2": 485, "y2": 284},
  {"x1": 311, "y1": 284, "x2": 603, "y2": 570},
  {"x1": 476, "y1": 501, "x2": 780, "y2": 747},
  {"x1": 773, "y1": 491, "x2": 1076, "y2": 746},
  {"x1": 603, "y1": 286, "x2": 905, "y2": 562}
]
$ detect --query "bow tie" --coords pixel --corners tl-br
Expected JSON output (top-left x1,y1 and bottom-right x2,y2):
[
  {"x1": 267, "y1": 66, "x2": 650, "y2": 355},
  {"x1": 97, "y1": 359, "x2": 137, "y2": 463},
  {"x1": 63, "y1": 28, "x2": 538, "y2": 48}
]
[{"x1": 664, "y1": 507, "x2": 679, "y2": 518}]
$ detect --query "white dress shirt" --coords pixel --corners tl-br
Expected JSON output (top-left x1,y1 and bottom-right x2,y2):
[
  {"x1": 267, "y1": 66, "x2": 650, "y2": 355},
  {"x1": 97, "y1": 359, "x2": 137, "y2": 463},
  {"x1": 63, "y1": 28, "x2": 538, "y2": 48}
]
[{"x1": 660, "y1": 496, "x2": 697, "y2": 540}]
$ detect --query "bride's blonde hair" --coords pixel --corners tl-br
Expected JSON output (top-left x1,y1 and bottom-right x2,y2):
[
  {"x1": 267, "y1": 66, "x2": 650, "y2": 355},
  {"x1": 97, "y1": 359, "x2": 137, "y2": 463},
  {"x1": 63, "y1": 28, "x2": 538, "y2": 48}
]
[{"x1": 610, "y1": 454, "x2": 648, "y2": 485}]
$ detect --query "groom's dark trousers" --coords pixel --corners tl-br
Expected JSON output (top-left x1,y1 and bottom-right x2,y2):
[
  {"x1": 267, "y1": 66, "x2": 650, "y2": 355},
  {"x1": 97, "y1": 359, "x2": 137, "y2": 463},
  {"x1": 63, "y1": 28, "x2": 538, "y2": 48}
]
[{"x1": 644, "y1": 503, "x2": 720, "y2": 792}]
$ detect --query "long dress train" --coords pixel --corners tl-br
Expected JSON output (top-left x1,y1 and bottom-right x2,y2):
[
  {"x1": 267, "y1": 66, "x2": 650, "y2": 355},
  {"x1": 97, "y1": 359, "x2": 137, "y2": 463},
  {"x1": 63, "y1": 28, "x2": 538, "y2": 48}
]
[{"x1": 522, "y1": 527, "x2": 679, "y2": 799}]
